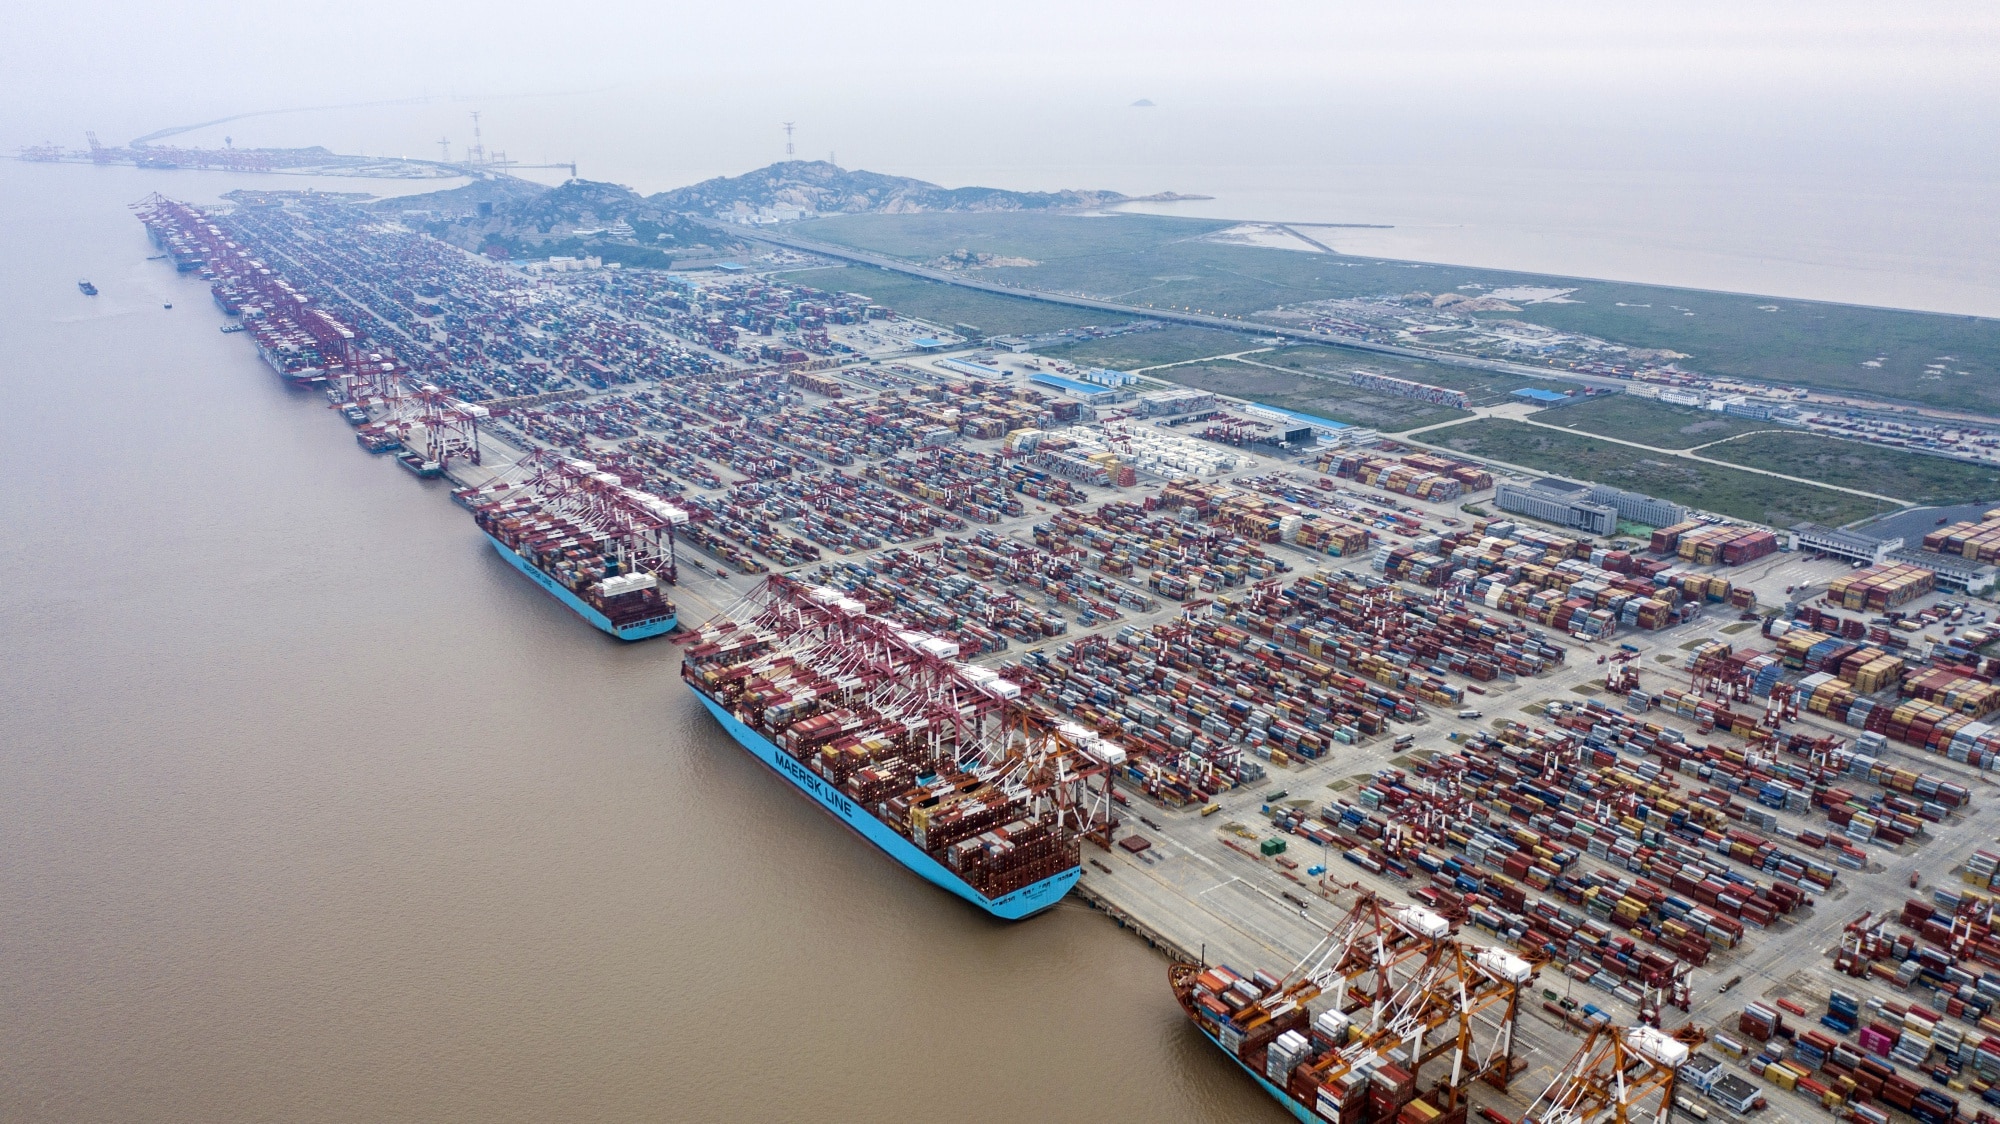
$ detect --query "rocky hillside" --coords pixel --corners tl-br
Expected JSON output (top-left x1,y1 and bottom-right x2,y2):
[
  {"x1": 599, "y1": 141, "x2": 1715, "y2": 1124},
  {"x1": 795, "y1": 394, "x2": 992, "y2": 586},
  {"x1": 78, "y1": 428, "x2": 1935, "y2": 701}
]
[
  {"x1": 646, "y1": 160, "x2": 1130, "y2": 215},
  {"x1": 372, "y1": 160, "x2": 1145, "y2": 266},
  {"x1": 378, "y1": 177, "x2": 733, "y2": 265}
]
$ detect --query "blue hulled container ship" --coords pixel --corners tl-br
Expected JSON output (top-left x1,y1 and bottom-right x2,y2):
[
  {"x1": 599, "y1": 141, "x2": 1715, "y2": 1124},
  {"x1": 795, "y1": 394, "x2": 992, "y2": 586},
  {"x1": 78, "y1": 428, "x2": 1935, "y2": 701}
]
[
  {"x1": 679, "y1": 576, "x2": 1111, "y2": 920},
  {"x1": 473, "y1": 497, "x2": 678, "y2": 641}
]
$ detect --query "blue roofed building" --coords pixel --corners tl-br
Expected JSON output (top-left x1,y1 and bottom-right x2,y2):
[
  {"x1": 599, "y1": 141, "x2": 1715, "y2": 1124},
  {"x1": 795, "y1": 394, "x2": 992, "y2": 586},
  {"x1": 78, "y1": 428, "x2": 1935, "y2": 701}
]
[{"x1": 1030, "y1": 372, "x2": 1119, "y2": 402}]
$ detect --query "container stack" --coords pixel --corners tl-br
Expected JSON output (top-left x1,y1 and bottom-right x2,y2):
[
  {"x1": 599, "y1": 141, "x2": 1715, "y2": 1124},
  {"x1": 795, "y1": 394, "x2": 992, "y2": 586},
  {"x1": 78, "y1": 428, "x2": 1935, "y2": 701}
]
[
  {"x1": 1740, "y1": 1002, "x2": 1781, "y2": 1042},
  {"x1": 1673, "y1": 524, "x2": 1771, "y2": 566},
  {"x1": 1923, "y1": 512, "x2": 2000, "y2": 562},
  {"x1": 1398, "y1": 452, "x2": 1492, "y2": 492},
  {"x1": 1903, "y1": 669, "x2": 2000, "y2": 718},
  {"x1": 1328, "y1": 454, "x2": 1465, "y2": 502},
  {"x1": 1649, "y1": 520, "x2": 1704, "y2": 555},
  {"x1": 1828, "y1": 563, "x2": 1938, "y2": 611},
  {"x1": 679, "y1": 579, "x2": 1091, "y2": 910}
]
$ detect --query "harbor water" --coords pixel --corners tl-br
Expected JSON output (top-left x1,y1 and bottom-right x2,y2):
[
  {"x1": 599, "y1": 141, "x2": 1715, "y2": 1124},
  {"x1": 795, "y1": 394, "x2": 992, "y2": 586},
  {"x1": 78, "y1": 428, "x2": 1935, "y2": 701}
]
[{"x1": 0, "y1": 158, "x2": 1278, "y2": 1122}]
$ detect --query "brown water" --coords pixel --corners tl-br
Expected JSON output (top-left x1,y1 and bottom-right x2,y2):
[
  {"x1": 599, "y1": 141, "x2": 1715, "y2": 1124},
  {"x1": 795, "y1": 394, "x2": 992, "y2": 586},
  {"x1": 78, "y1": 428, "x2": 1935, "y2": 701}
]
[{"x1": 0, "y1": 160, "x2": 1279, "y2": 1123}]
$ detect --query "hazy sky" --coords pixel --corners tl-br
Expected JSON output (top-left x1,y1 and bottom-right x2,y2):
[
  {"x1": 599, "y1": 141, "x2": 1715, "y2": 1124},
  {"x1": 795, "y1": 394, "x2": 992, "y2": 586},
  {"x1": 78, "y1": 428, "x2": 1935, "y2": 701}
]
[
  {"x1": 7, "y1": 2, "x2": 1995, "y2": 157},
  {"x1": 6, "y1": 2, "x2": 1997, "y2": 311}
]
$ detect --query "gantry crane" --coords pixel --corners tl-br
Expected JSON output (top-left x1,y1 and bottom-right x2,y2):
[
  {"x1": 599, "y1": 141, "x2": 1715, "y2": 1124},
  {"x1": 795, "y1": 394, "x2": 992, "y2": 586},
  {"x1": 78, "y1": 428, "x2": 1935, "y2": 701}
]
[
  {"x1": 1524, "y1": 1024, "x2": 1693, "y2": 1124},
  {"x1": 1210, "y1": 895, "x2": 1533, "y2": 1109}
]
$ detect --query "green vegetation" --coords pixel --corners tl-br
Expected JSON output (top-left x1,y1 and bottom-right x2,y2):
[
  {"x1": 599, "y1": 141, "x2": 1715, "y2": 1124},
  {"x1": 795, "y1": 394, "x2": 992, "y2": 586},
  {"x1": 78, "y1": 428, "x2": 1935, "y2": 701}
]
[
  {"x1": 1426, "y1": 419, "x2": 1894, "y2": 527},
  {"x1": 1033, "y1": 325, "x2": 1256, "y2": 370},
  {"x1": 1700, "y1": 432, "x2": 2000, "y2": 506},
  {"x1": 1257, "y1": 345, "x2": 1580, "y2": 406},
  {"x1": 1151, "y1": 360, "x2": 1471, "y2": 433},
  {"x1": 778, "y1": 265, "x2": 1129, "y2": 336},
  {"x1": 794, "y1": 212, "x2": 2000, "y2": 412},
  {"x1": 1478, "y1": 295, "x2": 2000, "y2": 414},
  {"x1": 1530, "y1": 395, "x2": 1768, "y2": 449}
]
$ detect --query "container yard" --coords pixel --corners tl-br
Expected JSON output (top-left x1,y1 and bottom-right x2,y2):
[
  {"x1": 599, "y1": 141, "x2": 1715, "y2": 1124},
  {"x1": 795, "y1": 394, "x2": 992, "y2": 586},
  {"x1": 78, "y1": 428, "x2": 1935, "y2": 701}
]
[
  {"x1": 1926, "y1": 513, "x2": 2000, "y2": 564},
  {"x1": 132, "y1": 185, "x2": 2000, "y2": 1124}
]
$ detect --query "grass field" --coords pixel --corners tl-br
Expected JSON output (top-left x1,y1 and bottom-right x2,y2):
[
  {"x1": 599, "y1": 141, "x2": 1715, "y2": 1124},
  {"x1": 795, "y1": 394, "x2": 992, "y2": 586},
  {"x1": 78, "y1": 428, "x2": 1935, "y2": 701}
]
[
  {"x1": 778, "y1": 265, "x2": 1130, "y2": 336},
  {"x1": 793, "y1": 212, "x2": 2000, "y2": 413},
  {"x1": 1151, "y1": 361, "x2": 1473, "y2": 433},
  {"x1": 1425, "y1": 419, "x2": 1895, "y2": 527},
  {"x1": 1529, "y1": 395, "x2": 1769, "y2": 449},
  {"x1": 1033, "y1": 325, "x2": 1257, "y2": 370},
  {"x1": 1258, "y1": 345, "x2": 1581, "y2": 406},
  {"x1": 1699, "y1": 432, "x2": 2000, "y2": 506}
]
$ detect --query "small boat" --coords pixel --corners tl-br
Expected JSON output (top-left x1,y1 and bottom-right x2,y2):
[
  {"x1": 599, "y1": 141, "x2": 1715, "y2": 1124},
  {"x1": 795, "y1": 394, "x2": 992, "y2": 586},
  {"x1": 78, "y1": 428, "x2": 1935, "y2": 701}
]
[
  {"x1": 396, "y1": 451, "x2": 444, "y2": 478},
  {"x1": 163, "y1": 302, "x2": 173, "y2": 309},
  {"x1": 77, "y1": 280, "x2": 98, "y2": 296}
]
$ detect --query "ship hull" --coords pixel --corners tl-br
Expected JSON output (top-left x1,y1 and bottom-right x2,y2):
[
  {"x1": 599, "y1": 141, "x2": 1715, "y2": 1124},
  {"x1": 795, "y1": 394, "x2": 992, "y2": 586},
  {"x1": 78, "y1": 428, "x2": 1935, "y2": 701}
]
[
  {"x1": 483, "y1": 532, "x2": 676, "y2": 641},
  {"x1": 253, "y1": 340, "x2": 326, "y2": 384},
  {"x1": 1191, "y1": 1022, "x2": 1319, "y2": 1124},
  {"x1": 689, "y1": 686, "x2": 1079, "y2": 920}
]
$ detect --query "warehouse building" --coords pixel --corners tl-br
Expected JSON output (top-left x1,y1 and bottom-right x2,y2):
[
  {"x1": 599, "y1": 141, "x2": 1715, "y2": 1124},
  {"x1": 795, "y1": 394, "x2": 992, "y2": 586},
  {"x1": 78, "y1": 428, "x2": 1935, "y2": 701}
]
[
  {"x1": 1680, "y1": 1054, "x2": 1725, "y2": 1094},
  {"x1": 1888, "y1": 548, "x2": 1998, "y2": 595},
  {"x1": 1494, "y1": 478, "x2": 1618, "y2": 536},
  {"x1": 1243, "y1": 403, "x2": 1351, "y2": 440},
  {"x1": 1708, "y1": 1074, "x2": 1761, "y2": 1115},
  {"x1": 1792, "y1": 523, "x2": 1903, "y2": 565},
  {"x1": 1029, "y1": 372, "x2": 1121, "y2": 405},
  {"x1": 1584, "y1": 484, "x2": 1688, "y2": 528}
]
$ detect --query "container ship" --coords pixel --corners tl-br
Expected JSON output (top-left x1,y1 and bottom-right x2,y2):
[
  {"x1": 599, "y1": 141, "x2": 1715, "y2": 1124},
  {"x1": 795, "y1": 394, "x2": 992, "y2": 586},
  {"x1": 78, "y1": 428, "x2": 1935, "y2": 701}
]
[
  {"x1": 679, "y1": 575, "x2": 1117, "y2": 919},
  {"x1": 1168, "y1": 898, "x2": 1534, "y2": 1124},
  {"x1": 132, "y1": 194, "x2": 363, "y2": 386},
  {"x1": 471, "y1": 494, "x2": 680, "y2": 640}
]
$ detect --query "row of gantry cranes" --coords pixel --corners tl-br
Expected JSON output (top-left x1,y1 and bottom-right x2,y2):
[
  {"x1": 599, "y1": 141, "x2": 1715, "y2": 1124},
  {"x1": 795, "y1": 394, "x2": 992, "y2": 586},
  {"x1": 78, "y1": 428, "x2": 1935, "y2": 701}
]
[
  {"x1": 128, "y1": 193, "x2": 685, "y2": 590},
  {"x1": 1178, "y1": 886, "x2": 1705, "y2": 1124}
]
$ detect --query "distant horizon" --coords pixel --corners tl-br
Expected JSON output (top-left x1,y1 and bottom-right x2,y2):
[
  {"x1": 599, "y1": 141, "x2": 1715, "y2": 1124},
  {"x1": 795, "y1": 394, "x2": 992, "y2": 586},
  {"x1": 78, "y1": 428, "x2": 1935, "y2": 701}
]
[{"x1": 5, "y1": 4, "x2": 1994, "y2": 311}]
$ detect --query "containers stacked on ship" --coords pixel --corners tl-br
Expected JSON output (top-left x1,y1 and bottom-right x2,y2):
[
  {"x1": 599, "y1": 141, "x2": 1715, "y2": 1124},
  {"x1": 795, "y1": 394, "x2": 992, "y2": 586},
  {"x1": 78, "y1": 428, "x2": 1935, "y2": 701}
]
[
  {"x1": 457, "y1": 451, "x2": 687, "y2": 641},
  {"x1": 473, "y1": 497, "x2": 678, "y2": 639},
  {"x1": 134, "y1": 195, "x2": 348, "y2": 384},
  {"x1": 1168, "y1": 898, "x2": 1532, "y2": 1124},
  {"x1": 678, "y1": 575, "x2": 1114, "y2": 919}
]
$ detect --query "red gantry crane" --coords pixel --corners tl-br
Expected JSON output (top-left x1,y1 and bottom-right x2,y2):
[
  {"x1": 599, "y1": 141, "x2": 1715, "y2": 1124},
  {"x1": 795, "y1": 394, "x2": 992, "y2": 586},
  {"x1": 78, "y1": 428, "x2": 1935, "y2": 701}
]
[
  {"x1": 1524, "y1": 1024, "x2": 1694, "y2": 1124},
  {"x1": 460, "y1": 450, "x2": 687, "y2": 582}
]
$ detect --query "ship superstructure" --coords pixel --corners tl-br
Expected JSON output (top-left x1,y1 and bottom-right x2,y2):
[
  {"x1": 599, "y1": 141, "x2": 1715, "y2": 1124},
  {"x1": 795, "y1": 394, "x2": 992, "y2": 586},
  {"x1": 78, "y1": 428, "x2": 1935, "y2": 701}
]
[{"x1": 680, "y1": 574, "x2": 1117, "y2": 918}]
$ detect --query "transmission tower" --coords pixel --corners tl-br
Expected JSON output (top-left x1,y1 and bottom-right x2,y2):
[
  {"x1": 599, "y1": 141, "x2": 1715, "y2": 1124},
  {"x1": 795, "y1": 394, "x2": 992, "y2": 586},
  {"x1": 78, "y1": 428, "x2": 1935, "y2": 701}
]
[
  {"x1": 437, "y1": 136, "x2": 452, "y2": 162},
  {"x1": 783, "y1": 122, "x2": 794, "y2": 158},
  {"x1": 469, "y1": 111, "x2": 485, "y2": 165}
]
